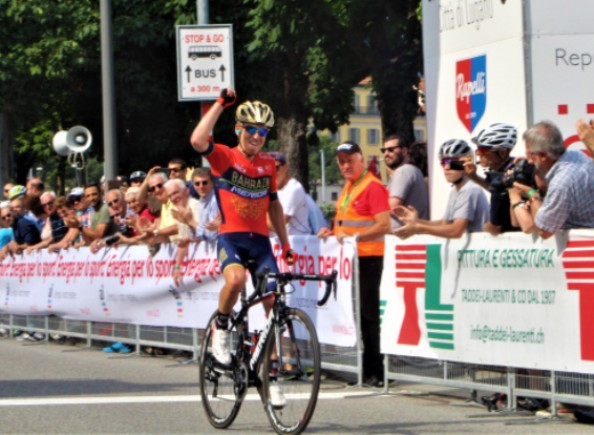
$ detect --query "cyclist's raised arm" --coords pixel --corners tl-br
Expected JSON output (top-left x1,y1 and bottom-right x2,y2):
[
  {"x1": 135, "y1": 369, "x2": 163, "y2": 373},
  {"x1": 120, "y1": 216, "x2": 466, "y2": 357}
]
[{"x1": 190, "y1": 88, "x2": 236, "y2": 153}]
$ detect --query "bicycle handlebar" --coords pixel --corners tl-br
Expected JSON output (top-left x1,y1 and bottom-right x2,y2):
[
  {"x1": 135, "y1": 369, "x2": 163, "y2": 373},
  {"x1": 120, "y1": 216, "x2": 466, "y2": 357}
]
[{"x1": 256, "y1": 268, "x2": 338, "y2": 306}]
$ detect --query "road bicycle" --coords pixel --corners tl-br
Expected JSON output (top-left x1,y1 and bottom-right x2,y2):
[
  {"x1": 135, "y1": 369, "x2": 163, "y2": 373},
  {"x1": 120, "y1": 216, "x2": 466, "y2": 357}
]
[{"x1": 199, "y1": 267, "x2": 337, "y2": 434}]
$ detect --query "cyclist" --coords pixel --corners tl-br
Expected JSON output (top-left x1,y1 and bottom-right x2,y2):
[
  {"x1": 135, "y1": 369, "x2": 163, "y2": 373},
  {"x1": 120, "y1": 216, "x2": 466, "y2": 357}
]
[{"x1": 190, "y1": 89, "x2": 296, "y2": 403}]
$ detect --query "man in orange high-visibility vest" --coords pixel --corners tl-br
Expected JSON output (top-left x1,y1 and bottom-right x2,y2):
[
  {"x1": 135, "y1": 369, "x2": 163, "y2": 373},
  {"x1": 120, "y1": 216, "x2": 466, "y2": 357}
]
[{"x1": 318, "y1": 141, "x2": 391, "y2": 388}]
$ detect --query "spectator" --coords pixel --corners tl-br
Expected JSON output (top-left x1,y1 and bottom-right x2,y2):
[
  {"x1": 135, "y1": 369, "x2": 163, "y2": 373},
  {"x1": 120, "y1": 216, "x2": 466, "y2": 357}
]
[
  {"x1": 124, "y1": 186, "x2": 157, "y2": 236},
  {"x1": 0, "y1": 203, "x2": 14, "y2": 260},
  {"x1": 190, "y1": 167, "x2": 220, "y2": 242},
  {"x1": 466, "y1": 123, "x2": 520, "y2": 235},
  {"x1": 7, "y1": 196, "x2": 41, "y2": 254},
  {"x1": 47, "y1": 197, "x2": 81, "y2": 252},
  {"x1": 26, "y1": 177, "x2": 44, "y2": 198},
  {"x1": 3, "y1": 182, "x2": 14, "y2": 200},
  {"x1": 23, "y1": 194, "x2": 46, "y2": 232},
  {"x1": 165, "y1": 178, "x2": 200, "y2": 241},
  {"x1": 25, "y1": 192, "x2": 69, "y2": 253},
  {"x1": 66, "y1": 182, "x2": 110, "y2": 244},
  {"x1": 267, "y1": 151, "x2": 311, "y2": 236},
  {"x1": 90, "y1": 189, "x2": 139, "y2": 251},
  {"x1": 509, "y1": 120, "x2": 594, "y2": 238},
  {"x1": 394, "y1": 139, "x2": 489, "y2": 239},
  {"x1": 129, "y1": 171, "x2": 147, "y2": 187},
  {"x1": 168, "y1": 157, "x2": 199, "y2": 200},
  {"x1": 317, "y1": 140, "x2": 391, "y2": 388},
  {"x1": 144, "y1": 171, "x2": 178, "y2": 243},
  {"x1": 382, "y1": 133, "x2": 429, "y2": 229}
]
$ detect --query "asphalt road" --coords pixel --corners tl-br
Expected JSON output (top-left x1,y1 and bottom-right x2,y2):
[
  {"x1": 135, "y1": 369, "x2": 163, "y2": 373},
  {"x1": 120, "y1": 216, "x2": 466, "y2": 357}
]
[{"x1": 0, "y1": 338, "x2": 590, "y2": 434}]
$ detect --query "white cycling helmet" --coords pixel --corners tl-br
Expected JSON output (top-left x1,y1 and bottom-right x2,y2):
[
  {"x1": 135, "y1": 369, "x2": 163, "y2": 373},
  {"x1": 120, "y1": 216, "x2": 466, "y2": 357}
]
[
  {"x1": 439, "y1": 139, "x2": 473, "y2": 159},
  {"x1": 472, "y1": 123, "x2": 517, "y2": 149},
  {"x1": 236, "y1": 101, "x2": 275, "y2": 128}
]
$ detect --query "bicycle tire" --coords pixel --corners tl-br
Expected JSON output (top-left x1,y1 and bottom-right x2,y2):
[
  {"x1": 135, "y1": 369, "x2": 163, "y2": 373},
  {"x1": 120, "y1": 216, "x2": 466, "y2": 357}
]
[
  {"x1": 261, "y1": 308, "x2": 321, "y2": 435},
  {"x1": 199, "y1": 312, "x2": 243, "y2": 428}
]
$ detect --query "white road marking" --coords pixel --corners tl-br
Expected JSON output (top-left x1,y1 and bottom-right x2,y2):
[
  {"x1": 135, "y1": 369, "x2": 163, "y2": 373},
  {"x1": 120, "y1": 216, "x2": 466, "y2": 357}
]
[{"x1": 0, "y1": 390, "x2": 385, "y2": 407}]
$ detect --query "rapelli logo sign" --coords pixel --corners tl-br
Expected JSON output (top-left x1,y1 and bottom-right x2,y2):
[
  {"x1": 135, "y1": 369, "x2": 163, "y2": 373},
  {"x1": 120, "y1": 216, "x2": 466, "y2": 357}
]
[
  {"x1": 456, "y1": 55, "x2": 487, "y2": 133},
  {"x1": 562, "y1": 240, "x2": 594, "y2": 361},
  {"x1": 393, "y1": 244, "x2": 454, "y2": 350}
]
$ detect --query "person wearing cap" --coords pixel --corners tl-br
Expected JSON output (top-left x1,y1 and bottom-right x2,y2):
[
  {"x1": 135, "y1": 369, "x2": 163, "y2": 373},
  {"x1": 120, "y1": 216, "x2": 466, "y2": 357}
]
[
  {"x1": 318, "y1": 140, "x2": 391, "y2": 388},
  {"x1": 190, "y1": 88, "x2": 296, "y2": 401},
  {"x1": 267, "y1": 151, "x2": 311, "y2": 236},
  {"x1": 465, "y1": 123, "x2": 520, "y2": 235},
  {"x1": 129, "y1": 171, "x2": 147, "y2": 187},
  {"x1": 393, "y1": 139, "x2": 489, "y2": 239}
]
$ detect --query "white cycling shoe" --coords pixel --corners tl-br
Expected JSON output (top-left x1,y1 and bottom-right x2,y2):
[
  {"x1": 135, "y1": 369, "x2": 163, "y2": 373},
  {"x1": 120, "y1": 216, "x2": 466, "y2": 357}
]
[
  {"x1": 212, "y1": 328, "x2": 232, "y2": 366},
  {"x1": 269, "y1": 381, "x2": 286, "y2": 408}
]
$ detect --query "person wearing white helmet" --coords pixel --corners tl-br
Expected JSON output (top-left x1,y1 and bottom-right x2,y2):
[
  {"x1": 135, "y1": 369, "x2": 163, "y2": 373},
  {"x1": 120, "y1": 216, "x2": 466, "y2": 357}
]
[
  {"x1": 393, "y1": 139, "x2": 489, "y2": 239},
  {"x1": 190, "y1": 89, "x2": 296, "y2": 405},
  {"x1": 466, "y1": 122, "x2": 520, "y2": 235}
]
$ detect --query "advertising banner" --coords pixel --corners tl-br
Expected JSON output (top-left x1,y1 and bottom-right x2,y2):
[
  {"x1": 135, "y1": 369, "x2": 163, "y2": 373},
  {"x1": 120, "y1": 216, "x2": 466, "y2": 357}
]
[
  {"x1": 380, "y1": 231, "x2": 594, "y2": 374},
  {"x1": 0, "y1": 236, "x2": 356, "y2": 347}
]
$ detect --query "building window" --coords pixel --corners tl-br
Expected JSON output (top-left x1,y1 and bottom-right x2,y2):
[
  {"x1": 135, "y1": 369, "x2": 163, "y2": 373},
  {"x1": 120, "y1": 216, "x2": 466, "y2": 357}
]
[
  {"x1": 367, "y1": 94, "x2": 379, "y2": 115},
  {"x1": 353, "y1": 94, "x2": 360, "y2": 114},
  {"x1": 348, "y1": 128, "x2": 360, "y2": 144},
  {"x1": 331, "y1": 192, "x2": 338, "y2": 201},
  {"x1": 367, "y1": 128, "x2": 379, "y2": 145}
]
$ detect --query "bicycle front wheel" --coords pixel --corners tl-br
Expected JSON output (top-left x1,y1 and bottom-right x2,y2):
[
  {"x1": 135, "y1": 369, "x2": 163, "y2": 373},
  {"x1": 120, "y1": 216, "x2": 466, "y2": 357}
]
[
  {"x1": 199, "y1": 312, "x2": 242, "y2": 428},
  {"x1": 261, "y1": 308, "x2": 321, "y2": 435}
]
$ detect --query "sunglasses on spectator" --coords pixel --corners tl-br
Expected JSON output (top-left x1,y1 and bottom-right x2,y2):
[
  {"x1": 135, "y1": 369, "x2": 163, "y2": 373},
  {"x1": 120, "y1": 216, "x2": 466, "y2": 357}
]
[
  {"x1": 380, "y1": 145, "x2": 402, "y2": 153},
  {"x1": 1, "y1": 214, "x2": 12, "y2": 220},
  {"x1": 41, "y1": 200, "x2": 54, "y2": 207},
  {"x1": 193, "y1": 180, "x2": 210, "y2": 186},
  {"x1": 476, "y1": 146, "x2": 493, "y2": 155},
  {"x1": 244, "y1": 125, "x2": 270, "y2": 137},
  {"x1": 168, "y1": 166, "x2": 183, "y2": 173},
  {"x1": 3, "y1": 189, "x2": 8, "y2": 193},
  {"x1": 107, "y1": 198, "x2": 120, "y2": 207},
  {"x1": 148, "y1": 183, "x2": 164, "y2": 193}
]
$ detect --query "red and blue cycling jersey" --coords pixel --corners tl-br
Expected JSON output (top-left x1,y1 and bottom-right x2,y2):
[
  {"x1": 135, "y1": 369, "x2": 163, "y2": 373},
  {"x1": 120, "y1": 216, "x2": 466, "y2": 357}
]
[{"x1": 201, "y1": 141, "x2": 278, "y2": 237}]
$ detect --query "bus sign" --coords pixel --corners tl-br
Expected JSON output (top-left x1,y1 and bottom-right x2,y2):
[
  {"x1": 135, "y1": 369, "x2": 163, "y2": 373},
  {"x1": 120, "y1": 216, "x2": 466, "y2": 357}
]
[{"x1": 176, "y1": 24, "x2": 234, "y2": 101}]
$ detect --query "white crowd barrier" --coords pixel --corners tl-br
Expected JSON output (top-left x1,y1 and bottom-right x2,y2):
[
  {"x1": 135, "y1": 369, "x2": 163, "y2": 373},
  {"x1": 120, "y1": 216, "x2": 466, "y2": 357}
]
[{"x1": 0, "y1": 236, "x2": 356, "y2": 348}]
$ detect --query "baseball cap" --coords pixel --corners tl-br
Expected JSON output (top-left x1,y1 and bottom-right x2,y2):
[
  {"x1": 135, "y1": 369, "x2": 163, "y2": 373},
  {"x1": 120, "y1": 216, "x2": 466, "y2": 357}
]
[
  {"x1": 268, "y1": 151, "x2": 286, "y2": 165},
  {"x1": 336, "y1": 141, "x2": 362, "y2": 155},
  {"x1": 129, "y1": 170, "x2": 146, "y2": 182},
  {"x1": 68, "y1": 187, "x2": 84, "y2": 197}
]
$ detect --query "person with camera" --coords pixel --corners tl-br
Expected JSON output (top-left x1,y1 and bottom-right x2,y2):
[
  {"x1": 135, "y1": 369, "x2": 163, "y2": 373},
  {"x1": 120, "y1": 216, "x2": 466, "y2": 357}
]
[
  {"x1": 465, "y1": 123, "x2": 520, "y2": 235},
  {"x1": 394, "y1": 139, "x2": 489, "y2": 239},
  {"x1": 509, "y1": 121, "x2": 594, "y2": 238}
]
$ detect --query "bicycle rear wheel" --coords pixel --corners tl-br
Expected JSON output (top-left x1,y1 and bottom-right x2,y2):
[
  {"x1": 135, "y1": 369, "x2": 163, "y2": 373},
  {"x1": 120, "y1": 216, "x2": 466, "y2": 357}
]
[
  {"x1": 199, "y1": 312, "x2": 243, "y2": 428},
  {"x1": 261, "y1": 308, "x2": 321, "y2": 435}
]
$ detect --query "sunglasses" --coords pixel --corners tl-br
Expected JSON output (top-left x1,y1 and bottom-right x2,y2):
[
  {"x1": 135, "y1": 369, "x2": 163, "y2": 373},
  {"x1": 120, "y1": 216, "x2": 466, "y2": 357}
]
[
  {"x1": 380, "y1": 145, "x2": 401, "y2": 153},
  {"x1": 1, "y1": 214, "x2": 12, "y2": 220},
  {"x1": 193, "y1": 180, "x2": 210, "y2": 186},
  {"x1": 107, "y1": 198, "x2": 120, "y2": 207},
  {"x1": 148, "y1": 183, "x2": 164, "y2": 193},
  {"x1": 41, "y1": 200, "x2": 54, "y2": 207},
  {"x1": 168, "y1": 166, "x2": 183, "y2": 173},
  {"x1": 440, "y1": 158, "x2": 465, "y2": 170},
  {"x1": 476, "y1": 146, "x2": 492, "y2": 156},
  {"x1": 244, "y1": 125, "x2": 270, "y2": 137},
  {"x1": 3, "y1": 189, "x2": 8, "y2": 193}
]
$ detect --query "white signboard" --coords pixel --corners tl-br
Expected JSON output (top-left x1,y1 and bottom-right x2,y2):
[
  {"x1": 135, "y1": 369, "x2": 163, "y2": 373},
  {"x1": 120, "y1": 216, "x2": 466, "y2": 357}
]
[
  {"x1": 422, "y1": 0, "x2": 594, "y2": 220},
  {"x1": 176, "y1": 24, "x2": 234, "y2": 101},
  {"x1": 380, "y1": 231, "x2": 594, "y2": 374}
]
